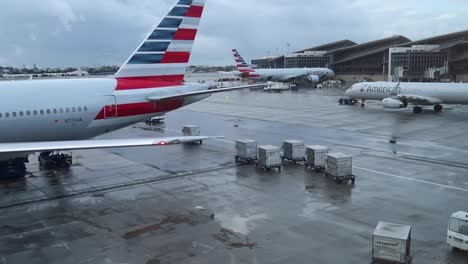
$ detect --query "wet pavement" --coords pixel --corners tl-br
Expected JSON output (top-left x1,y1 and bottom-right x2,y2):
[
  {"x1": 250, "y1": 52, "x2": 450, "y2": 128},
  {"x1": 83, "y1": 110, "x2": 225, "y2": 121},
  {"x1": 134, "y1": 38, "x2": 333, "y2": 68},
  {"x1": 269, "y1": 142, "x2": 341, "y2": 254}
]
[{"x1": 2, "y1": 88, "x2": 468, "y2": 263}]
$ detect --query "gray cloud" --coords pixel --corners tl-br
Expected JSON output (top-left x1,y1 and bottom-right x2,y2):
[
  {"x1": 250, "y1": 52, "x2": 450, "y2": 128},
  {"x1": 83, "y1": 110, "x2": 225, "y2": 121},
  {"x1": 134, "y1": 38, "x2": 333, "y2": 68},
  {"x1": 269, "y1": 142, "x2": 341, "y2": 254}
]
[{"x1": 0, "y1": 0, "x2": 467, "y2": 68}]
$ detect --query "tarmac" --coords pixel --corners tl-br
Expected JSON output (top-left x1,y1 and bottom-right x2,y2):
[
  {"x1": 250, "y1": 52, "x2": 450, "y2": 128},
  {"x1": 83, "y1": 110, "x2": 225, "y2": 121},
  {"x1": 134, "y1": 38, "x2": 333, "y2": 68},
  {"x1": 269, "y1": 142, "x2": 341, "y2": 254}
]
[{"x1": 1, "y1": 87, "x2": 468, "y2": 263}]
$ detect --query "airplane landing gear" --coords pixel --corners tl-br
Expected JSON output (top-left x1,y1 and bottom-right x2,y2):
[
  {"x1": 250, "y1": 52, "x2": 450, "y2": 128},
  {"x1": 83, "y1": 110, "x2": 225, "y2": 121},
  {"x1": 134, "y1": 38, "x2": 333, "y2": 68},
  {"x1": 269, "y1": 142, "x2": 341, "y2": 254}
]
[
  {"x1": 413, "y1": 106, "x2": 422, "y2": 114},
  {"x1": 361, "y1": 99, "x2": 366, "y2": 108},
  {"x1": 434, "y1": 104, "x2": 443, "y2": 112},
  {"x1": 0, "y1": 158, "x2": 28, "y2": 178},
  {"x1": 38, "y1": 152, "x2": 72, "y2": 169}
]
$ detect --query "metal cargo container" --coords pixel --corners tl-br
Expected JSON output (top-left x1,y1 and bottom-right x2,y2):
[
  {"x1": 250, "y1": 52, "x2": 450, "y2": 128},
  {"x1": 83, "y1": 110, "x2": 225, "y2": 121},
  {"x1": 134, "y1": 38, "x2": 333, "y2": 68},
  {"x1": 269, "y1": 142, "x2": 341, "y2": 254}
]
[
  {"x1": 306, "y1": 145, "x2": 329, "y2": 167},
  {"x1": 182, "y1": 125, "x2": 200, "y2": 137},
  {"x1": 326, "y1": 153, "x2": 352, "y2": 177},
  {"x1": 258, "y1": 145, "x2": 282, "y2": 168},
  {"x1": 235, "y1": 139, "x2": 257, "y2": 160},
  {"x1": 372, "y1": 222, "x2": 412, "y2": 264},
  {"x1": 282, "y1": 140, "x2": 305, "y2": 161}
]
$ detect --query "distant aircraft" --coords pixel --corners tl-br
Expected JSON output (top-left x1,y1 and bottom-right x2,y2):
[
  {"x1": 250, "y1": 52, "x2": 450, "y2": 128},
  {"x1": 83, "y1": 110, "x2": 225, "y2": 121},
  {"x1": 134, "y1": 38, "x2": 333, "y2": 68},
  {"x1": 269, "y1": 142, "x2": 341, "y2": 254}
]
[
  {"x1": 231, "y1": 49, "x2": 334, "y2": 83},
  {"x1": 0, "y1": 0, "x2": 264, "y2": 177},
  {"x1": 345, "y1": 81, "x2": 468, "y2": 113}
]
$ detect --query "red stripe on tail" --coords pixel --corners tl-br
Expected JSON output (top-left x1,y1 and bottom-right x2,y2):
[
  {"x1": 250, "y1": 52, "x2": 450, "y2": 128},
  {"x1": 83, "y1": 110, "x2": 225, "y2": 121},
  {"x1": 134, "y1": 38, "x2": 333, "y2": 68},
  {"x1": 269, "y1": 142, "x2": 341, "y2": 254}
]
[
  {"x1": 185, "y1": 6, "x2": 204, "y2": 18},
  {"x1": 173, "y1": 29, "x2": 197, "y2": 40},
  {"x1": 161, "y1": 52, "x2": 191, "y2": 63}
]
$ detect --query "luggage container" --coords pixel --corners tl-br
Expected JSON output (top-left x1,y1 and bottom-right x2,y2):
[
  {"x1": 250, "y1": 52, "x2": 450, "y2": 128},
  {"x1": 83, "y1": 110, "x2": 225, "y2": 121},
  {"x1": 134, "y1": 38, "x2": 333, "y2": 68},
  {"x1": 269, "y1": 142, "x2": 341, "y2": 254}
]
[
  {"x1": 256, "y1": 145, "x2": 282, "y2": 171},
  {"x1": 325, "y1": 153, "x2": 355, "y2": 184},
  {"x1": 372, "y1": 222, "x2": 412, "y2": 264},
  {"x1": 235, "y1": 139, "x2": 258, "y2": 164},
  {"x1": 182, "y1": 125, "x2": 202, "y2": 144},
  {"x1": 282, "y1": 140, "x2": 306, "y2": 164},
  {"x1": 305, "y1": 145, "x2": 329, "y2": 172}
]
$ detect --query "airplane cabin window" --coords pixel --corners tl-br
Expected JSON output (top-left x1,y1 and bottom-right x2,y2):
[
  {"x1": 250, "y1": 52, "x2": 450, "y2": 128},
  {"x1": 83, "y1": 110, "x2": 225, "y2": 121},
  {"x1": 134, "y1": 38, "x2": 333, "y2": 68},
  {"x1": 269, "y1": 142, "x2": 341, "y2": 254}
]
[
  {"x1": 53, "y1": 109, "x2": 57, "y2": 114},
  {"x1": 46, "y1": 110, "x2": 51, "y2": 114},
  {"x1": 60, "y1": 108, "x2": 63, "y2": 113},
  {"x1": 19, "y1": 112, "x2": 24, "y2": 117},
  {"x1": 5, "y1": 113, "x2": 9, "y2": 118},
  {"x1": 12, "y1": 112, "x2": 16, "y2": 117},
  {"x1": 0, "y1": 113, "x2": 2, "y2": 118},
  {"x1": 33, "y1": 110, "x2": 37, "y2": 115},
  {"x1": 78, "y1": 107, "x2": 82, "y2": 112},
  {"x1": 72, "y1": 107, "x2": 76, "y2": 112},
  {"x1": 84, "y1": 106, "x2": 88, "y2": 111},
  {"x1": 40, "y1": 110, "x2": 44, "y2": 115}
]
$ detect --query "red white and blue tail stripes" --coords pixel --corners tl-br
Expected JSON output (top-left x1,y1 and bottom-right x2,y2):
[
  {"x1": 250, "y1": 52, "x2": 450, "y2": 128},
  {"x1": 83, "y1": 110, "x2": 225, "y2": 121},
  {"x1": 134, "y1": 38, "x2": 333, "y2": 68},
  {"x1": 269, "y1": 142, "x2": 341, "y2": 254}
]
[
  {"x1": 114, "y1": 0, "x2": 206, "y2": 90},
  {"x1": 232, "y1": 49, "x2": 256, "y2": 73}
]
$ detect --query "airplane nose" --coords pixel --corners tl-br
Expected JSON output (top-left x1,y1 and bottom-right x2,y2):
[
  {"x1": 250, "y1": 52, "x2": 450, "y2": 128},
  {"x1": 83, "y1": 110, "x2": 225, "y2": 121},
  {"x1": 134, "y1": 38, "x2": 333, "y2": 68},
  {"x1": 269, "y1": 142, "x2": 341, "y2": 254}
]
[{"x1": 345, "y1": 89, "x2": 351, "y2": 96}]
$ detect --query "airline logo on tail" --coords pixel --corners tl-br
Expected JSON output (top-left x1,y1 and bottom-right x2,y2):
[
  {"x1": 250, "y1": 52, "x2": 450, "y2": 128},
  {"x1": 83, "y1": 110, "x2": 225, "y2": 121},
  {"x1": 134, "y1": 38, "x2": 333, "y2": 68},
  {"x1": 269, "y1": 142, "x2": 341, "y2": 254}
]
[
  {"x1": 114, "y1": 0, "x2": 206, "y2": 90},
  {"x1": 232, "y1": 49, "x2": 259, "y2": 78}
]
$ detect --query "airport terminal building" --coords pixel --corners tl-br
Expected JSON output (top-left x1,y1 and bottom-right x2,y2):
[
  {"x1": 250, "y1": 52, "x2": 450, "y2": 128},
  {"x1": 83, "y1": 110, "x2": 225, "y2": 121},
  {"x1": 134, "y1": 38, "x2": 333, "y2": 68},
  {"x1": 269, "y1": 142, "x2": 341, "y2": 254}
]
[{"x1": 251, "y1": 30, "x2": 468, "y2": 84}]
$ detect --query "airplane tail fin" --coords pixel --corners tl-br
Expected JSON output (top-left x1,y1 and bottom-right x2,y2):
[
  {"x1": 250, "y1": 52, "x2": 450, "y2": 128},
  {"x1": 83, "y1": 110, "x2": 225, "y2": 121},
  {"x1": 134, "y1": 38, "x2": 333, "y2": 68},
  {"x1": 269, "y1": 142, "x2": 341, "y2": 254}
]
[
  {"x1": 232, "y1": 49, "x2": 256, "y2": 73},
  {"x1": 114, "y1": 0, "x2": 206, "y2": 90}
]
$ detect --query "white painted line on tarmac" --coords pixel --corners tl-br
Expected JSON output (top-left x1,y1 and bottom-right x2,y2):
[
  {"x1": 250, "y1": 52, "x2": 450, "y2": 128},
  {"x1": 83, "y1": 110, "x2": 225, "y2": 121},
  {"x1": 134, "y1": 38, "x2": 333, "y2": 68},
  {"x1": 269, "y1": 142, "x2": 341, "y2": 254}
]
[
  {"x1": 213, "y1": 138, "x2": 235, "y2": 145},
  {"x1": 354, "y1": 166, "x2": 468, "y2": 193},
  {"x1": 165, "y1": 128, "x2": 180, "y2": 133}
]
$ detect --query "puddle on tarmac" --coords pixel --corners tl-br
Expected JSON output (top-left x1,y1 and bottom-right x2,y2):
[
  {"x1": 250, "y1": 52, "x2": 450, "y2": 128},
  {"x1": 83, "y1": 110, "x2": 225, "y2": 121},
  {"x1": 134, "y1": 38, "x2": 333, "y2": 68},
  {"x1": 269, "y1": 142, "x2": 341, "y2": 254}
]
[{"x1": 215, "y1": 211, "x2": 268, "y2": 235}]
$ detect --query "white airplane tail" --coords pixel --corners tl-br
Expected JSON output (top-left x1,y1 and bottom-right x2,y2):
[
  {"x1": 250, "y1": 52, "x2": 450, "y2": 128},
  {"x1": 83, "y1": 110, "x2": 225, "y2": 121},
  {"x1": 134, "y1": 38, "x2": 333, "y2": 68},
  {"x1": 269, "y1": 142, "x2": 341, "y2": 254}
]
[
  {"x1": 114, "y1": 0, "x2": 206, "y2": 90},
  {"x1": 232, "y1": 49, "x2": 256, "y2": 74}
]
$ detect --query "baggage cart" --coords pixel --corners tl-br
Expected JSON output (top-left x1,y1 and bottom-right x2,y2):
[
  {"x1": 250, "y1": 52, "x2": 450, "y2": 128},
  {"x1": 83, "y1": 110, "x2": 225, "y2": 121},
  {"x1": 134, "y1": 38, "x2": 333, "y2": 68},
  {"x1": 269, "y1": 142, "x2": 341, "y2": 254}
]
[
  {"x1": 282, "y1": 140, "x2": 306, "y2": 164},
  {"x1": 325, "y1": 153, "x2": 356, "y2": 184},
  {"x1": 305, "y1": 145, "x2": 328, "y2": 172},
  {"x1": 256, "y1": 145, "x2": 282, "y2": 171},
  {"x1": 182, "y1": 125, "x2": 202, "y2": 144},
  {"x1": 235, "y1": 139, "x2": 258, "y2": 164},
  {"x1": 372, "y1": 222, "x2": 412, "y2": 264}
]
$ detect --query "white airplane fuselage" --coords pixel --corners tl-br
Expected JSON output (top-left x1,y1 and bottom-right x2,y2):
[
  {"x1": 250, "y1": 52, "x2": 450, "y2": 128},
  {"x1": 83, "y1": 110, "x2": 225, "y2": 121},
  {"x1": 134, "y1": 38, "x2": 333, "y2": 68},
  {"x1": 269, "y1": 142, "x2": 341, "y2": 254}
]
[
  {"x1": 0, "y1": 78, "x2": 209, "y2": 148},
  {"x1": 239, "y1": 68, "x2": 333, "y2": 82},
  {"x1": 347, "y1": 82, "x2": 468, "y2": 104}
]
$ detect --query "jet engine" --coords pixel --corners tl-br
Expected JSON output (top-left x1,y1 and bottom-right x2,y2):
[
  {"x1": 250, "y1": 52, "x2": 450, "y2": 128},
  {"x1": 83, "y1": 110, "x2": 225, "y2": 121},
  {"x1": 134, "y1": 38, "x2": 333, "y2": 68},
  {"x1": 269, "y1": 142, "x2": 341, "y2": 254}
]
[
  {"x1": 382, "y1": 98, "x2": 405, "y2": 109},
  {"x1": 307, "y1": 75, "x2": 320, "y2": 83}
]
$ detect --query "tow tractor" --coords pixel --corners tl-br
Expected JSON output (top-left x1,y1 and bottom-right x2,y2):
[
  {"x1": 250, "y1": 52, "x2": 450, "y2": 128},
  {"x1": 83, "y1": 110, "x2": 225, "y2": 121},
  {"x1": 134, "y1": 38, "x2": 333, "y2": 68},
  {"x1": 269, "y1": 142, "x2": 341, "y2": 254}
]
[
  {"x1": 0, "y1": 158, "x2": 28, "y2": 178},
  {"x1": 145, "y1": 115, "x2": 165, "y2": 125},
  {"x1": 338, "y1": 98, "x2": 359, "y2": 105},
  {"x1": 38, "y1": 152, "x2": 73, "y2": 169}
]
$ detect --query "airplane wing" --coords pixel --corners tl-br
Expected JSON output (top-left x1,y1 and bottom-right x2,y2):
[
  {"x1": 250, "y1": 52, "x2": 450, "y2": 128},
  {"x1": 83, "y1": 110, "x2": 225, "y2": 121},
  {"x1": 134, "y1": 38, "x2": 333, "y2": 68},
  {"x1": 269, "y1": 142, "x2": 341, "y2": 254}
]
[
  {"x1": 396, "y1": 94, "x2": 443, "y2": 105},
  {"x1": 147, "y1": 84, "x2": 267, "y2": 102},
  {"x1": 0, "y1": 136, "x2": 218, "y2": 154}
]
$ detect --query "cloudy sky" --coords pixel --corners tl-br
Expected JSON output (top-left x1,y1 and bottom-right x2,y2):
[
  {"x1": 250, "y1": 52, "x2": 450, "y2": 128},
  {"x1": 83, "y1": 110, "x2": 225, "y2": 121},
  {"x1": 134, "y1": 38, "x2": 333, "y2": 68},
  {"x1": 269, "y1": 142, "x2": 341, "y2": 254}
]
[{"x1": 0, "y1": 0, "x2": 467, "y2": 68}]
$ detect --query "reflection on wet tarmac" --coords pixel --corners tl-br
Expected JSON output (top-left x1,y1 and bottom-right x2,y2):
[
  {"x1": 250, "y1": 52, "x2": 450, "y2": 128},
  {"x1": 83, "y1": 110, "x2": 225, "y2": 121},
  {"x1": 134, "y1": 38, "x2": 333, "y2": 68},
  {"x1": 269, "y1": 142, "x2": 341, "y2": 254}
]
[{"x1": 215, "y1": 211, "x2": 268, "y2": 235}]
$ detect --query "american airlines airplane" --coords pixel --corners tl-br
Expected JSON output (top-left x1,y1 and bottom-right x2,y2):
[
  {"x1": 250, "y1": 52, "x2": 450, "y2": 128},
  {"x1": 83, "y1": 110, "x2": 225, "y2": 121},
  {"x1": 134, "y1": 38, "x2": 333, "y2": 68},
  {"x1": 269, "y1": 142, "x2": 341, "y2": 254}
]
[
  {"x1": 0, "y1": 0, "x2": 264, "y2": 177},
  {"x1": 231, "y1": 49, "x2": 335, "y2": 83},
  {"x1": 345, "y1": 81, "x2": 468, "y2": 114}
]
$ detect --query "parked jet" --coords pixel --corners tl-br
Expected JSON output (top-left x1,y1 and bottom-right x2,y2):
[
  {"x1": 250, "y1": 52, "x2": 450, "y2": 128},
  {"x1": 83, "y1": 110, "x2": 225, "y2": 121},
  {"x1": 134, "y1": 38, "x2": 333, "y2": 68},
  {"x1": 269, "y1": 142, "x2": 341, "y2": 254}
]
[
  {"x1": 231, "y1": 49, "x2": 334, "y2": 83},
  {"x1": 345, "y1": 81, "x2": 468, "y2": 113},
  {"x1": 0, "y1": 0, "x2": 265, "y2": 177}
]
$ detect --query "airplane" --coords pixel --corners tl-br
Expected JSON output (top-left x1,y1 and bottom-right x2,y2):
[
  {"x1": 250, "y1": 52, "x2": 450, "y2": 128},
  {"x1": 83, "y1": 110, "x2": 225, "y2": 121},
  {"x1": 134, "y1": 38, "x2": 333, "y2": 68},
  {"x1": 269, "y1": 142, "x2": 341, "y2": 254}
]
[
  {"x1": 0, "y1": 0, "x2": 266, "y2": 178},
  {"x1": 345, "y1": 81, "x2": 468, "y2": 114},
  {"x1": 231, "y1": 49, "x2": 335, "y2": 84}
]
